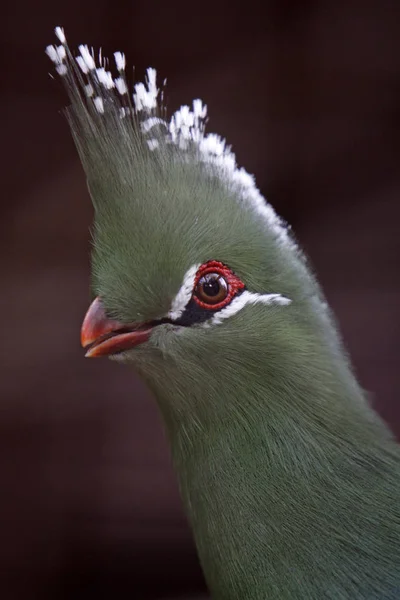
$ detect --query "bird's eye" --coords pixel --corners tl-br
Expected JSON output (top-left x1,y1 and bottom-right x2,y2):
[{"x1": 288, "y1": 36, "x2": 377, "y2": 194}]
[
  {"x1": 192, "y1": 260, "x2": 245, "y2": 311},
  {"x1": 195, "y1": 273, "x2": 228, "y2": 305}
]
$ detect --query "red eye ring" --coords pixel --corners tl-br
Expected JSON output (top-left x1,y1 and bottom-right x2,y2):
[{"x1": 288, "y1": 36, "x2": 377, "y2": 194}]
[{"x1": 193, "y1": 261, "x2": 245, "y2": 310}]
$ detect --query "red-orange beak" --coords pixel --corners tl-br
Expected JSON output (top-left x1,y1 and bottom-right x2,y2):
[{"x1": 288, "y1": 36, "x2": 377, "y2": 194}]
[{"x1": 81, "y1": 297, "x2": 153, "y2": 358}]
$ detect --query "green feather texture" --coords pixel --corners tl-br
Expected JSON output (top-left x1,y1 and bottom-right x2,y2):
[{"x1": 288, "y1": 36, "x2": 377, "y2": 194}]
[{"x1": 47, "y1": 28, "x2": 400, "y2": 599}]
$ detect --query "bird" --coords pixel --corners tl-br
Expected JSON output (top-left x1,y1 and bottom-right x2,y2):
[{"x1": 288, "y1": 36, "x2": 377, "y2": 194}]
[{"x1": 46, "y1": 27, "x2": 400, "y2": 600}]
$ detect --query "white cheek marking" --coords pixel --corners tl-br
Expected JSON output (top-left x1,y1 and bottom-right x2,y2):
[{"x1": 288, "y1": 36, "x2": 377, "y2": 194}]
[
  {"x1": 168, "y1": 264, "x2": 201, "y2": 321},
  {"x1": 208, "y1": 290, "x2": 291, "y2": 326}
]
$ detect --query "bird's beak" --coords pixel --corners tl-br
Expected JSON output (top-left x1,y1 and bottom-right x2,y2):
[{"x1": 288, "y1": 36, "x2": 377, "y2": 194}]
[{"x1": 81, "y1": 296, "x2": 153, "y2": 358}]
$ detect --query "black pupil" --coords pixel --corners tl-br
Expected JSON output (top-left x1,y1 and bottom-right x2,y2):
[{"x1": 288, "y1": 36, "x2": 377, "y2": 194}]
[{"x1": 203, "y1": 276, "x2": 221, "y2": 297}]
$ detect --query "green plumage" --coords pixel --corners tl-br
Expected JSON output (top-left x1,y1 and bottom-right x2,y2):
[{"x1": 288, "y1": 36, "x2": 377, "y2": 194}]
[{"x1": 47, "y1": 29, "x2": 400, "y2": 599}]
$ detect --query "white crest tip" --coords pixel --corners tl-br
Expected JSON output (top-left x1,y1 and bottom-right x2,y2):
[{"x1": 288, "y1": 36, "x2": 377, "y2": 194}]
[
  {"x1": 147, "y1": 138, "x2": 159, "y2": 151},
  {"x1": 96, "y1": 67, "x2": 115, "y2": 89},
  {"x1": 76, "y1": 55, "x2": 89, "y2": 74},
  {"x1": 56, "y1": 64, "x2": 68, "y2": 76},
  {"x1": 93, "y1": 97, "x2": 104, "y2": 113},
  {"x1": 114, "y1": 51, "x2": 126, "y2": 71},
  {"x1": 78, "y1": 44, "x2": 96, "y2": 71},
  {"x1": 45, "y1": 45, "x2": 58, "y2": 63},
  {"x1": 115, "y1": 77, "x2": 128, "y2": 95},
  {"x1": 55, "y1": 26, "x2": 66, "y2": 44}
]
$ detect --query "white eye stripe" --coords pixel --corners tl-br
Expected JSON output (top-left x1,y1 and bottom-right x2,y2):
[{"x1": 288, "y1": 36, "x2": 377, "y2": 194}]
[
  {"x1": 168, "y1": 264, "x2": 291, "y2": 324},
  {"x1": 208, "y1": 290, "x2": 291, "y2": 326},
  {"x1": 168, "y1": 264, "x2": 201, "y2": 320}
]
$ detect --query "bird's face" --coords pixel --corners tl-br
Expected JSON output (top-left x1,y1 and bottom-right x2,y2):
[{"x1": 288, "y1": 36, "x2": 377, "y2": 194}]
[{"x1": 81, "y1": 158, "x2": 310, "y2": 416}]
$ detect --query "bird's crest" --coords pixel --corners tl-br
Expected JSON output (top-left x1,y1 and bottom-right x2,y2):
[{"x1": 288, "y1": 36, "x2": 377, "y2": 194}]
[{"x1": 46, "y1": 27, "x2": 291, "y2": 249}]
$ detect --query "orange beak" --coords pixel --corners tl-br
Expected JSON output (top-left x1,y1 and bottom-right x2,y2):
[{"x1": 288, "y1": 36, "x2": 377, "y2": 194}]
[{"x1": 81, "y1": 297, "x2": 153, "y2": 357}]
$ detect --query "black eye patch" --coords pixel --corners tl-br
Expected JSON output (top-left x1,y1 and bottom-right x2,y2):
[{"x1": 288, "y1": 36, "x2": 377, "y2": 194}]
[{"x1": 173, "y1": 289, "x2": 245, "y2": 327}]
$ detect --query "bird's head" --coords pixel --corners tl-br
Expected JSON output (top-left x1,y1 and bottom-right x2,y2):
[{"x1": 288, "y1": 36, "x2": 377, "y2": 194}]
[
  {"x1": 46, "y1": 32, "x2": 399, "y2": 600},
  {"x1": 47, "y1": 29, "x2": 342, "y2": 426}
]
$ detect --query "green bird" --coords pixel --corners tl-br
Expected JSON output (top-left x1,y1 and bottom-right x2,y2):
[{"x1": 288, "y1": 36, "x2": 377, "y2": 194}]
[{"x1": 47, "y1": 27, "x2": 400, "y2": 599}]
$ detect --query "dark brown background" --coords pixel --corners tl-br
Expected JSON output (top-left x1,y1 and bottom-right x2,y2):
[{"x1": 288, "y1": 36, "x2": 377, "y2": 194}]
[{"x1": 1, "y1": 1, "x2": 399, "y2": 598}]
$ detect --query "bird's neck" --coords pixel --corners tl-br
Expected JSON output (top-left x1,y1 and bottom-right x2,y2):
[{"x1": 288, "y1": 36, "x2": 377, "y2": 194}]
[{"x1": 155, "y1": 371, "x2": 399, "y2": 599}]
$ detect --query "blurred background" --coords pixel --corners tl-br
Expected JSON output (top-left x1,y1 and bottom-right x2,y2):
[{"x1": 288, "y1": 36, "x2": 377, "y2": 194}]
[{"x1": 1, "y1": 0, "x2": 399, "y2": 598}]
